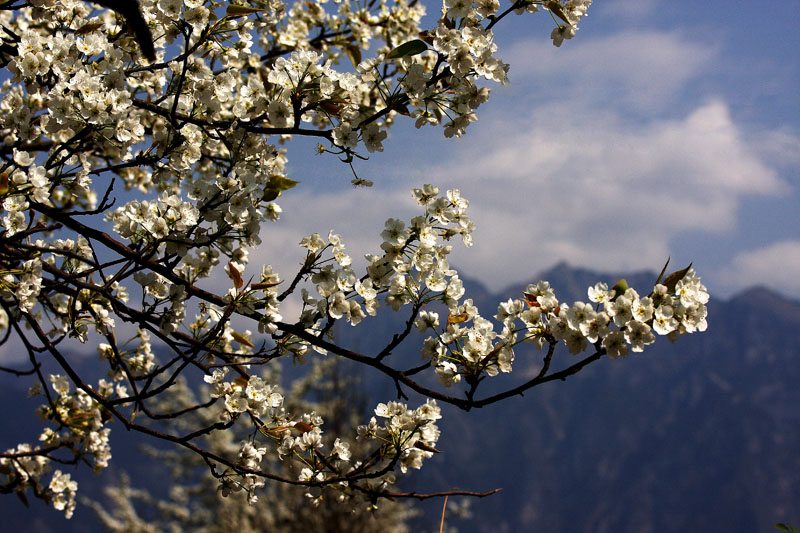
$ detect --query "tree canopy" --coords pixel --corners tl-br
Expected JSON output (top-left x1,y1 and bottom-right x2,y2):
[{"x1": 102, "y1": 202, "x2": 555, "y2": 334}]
[{"x1": 0, "y1": 0, "x2": 708, "y2": 521}]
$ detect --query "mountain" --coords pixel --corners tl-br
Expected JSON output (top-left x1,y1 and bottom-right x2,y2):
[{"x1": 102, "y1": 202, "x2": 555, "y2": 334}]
[
  {"x1": 2, "y1": 264, "x2": 799, "y2": 532},
  {"x1": 405, "y1": 266, "x2": 800, "y2": 533}
]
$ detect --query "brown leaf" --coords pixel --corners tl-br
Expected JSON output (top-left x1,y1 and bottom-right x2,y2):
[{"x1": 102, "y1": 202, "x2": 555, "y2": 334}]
[
  {"x1": 319, "y1": 100, "x2": 343, "y2": 115},
  {"x1": 523, "y1": 292, "x2": 540, "y2": 307},
  {"x1": 262, "y1": 425, "x2": 291, "y2": 437},
  {"x1": 447, "y1": 312, "x2": 468, "y2": 324},
  {"x1": 76, "y1": 22, "x2": 104, "y2": 35},
  {"x1": 414, "y1": 441, "x2": 442, "y2": 454},
  {"x1": 662, "y1": 263, "x2": 693, "y2": 293},
  {"x1": 15, "y1": 490, "x2": 29, "y2": 508},
  {"x1": 251, "y1": 280, "x2": 282, "y2": 290},
  {"x1": 228, "y1": 262, "x2": 243, "y2": 289},
  {"x1": 483, "y1": 343, "x2": 504, "y2": 361},
  {"x1": 654, "y1": 257, "x2": 671, "y2": 286},
  {"x1": 293, "y1": 421, "x2": 314, "y2": 433}
]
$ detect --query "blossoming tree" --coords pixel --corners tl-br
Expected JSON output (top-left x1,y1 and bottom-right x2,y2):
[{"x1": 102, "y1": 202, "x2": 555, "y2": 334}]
[{"x1": 0, "y1": 0, "x2": 709, "y2": 520}]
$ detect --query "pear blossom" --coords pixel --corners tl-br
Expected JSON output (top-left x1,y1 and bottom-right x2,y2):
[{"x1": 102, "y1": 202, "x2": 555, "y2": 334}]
[{"x1": 0, "y1": 0, "x2": 716, "y2": 518}]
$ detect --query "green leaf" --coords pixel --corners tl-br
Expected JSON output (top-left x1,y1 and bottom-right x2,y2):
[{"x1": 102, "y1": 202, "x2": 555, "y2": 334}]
[
  {"x1": 610, "y1": 278, "x2": 628, "y2": 298},
  {"x1": 545, "y1": 1, "x2": 572, "y2": 25},
  {"x1": 345, "y1": 44, "x2": 362, "y2": 70},
  {"x1": 386, "y1": 39, "x2": 428, "y2": 59},
  {"x1": 226, "y1": 5, "x2": 265, "y2": 18},
  {"x1": 262, "y1": 175, "x2": 300, "y2": 202},
  {"x1": 267, "y1": 174, "x2": 300, "y2": 192},
  {"x1": 231, "y1": 330, "x2": 254, "y2": 349},
  {"x1": 262, "y1": 189, "x2": 280, "y2": 202}
]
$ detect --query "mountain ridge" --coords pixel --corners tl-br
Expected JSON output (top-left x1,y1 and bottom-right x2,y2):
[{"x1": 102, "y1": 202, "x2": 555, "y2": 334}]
[{"x1": 2, "y1": 263, "x2": 798, "y2": 532}]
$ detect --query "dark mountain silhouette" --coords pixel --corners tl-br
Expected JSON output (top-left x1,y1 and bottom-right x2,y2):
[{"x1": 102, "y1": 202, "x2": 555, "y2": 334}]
[
  {"x1": 2, "y1": 264, "x2": 799, "y2": 532},
  {"x1": 406, "y1": 265, "x2": 800, "y2": 532}
]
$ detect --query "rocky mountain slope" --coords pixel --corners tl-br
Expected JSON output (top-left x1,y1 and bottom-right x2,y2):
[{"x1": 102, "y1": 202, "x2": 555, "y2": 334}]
[{"x1": 2, "y1": 264, "x2": 798, "y2": 532}]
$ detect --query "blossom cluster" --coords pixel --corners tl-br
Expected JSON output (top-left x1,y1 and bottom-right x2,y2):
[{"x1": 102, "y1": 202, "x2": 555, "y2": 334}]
[
  {"x1": 0, "y1": 233, "x2": 124, "y2": 343},
  {"x1": 201, "y1": 362, "x2": 440, "y2": 504},
  {"x1": 109, "y1": 193, "x2": 200, "y2": 243},
  {"x1": 0, "y1": 445, "x2": 79, "y2": 519},
  {"x1": 0, "y1": 373, "x2": 121, "y2": 519},
  {"x1": 1, "y1": 257, "x2": 42, "y2": 314},
  {"x1": 0, "y1": 0, "x2": 714, "y2": 521},
  {"x1": 37, "y1": 375, "x2": 114, "y2": 470},
  {"x1": 357, "y1": 399, "x2": 442, "y2": 474},
  {"x1": 290, "y1": 184, "x2": 472, "y2": 346},
  {"x1": 223, "y1": 440, "x2": 268, "y2": 504},
  {"x1": 203, "y1": 369, "x2": 292, "y2": 503},
  {"x1": 0, "y1": 0, "x2": 593, "y2": 359},
  {"x1": 205, "y1": 369, "x2": 285, "y2": 418},
  {"x1": 420, "y1": 270, "x2": 709, "y2": 386},
  {"x1": 98, "y1": 328, "x2": 156, "y2": 380},
  {"x1": 289, "y1": 185, "x2": 707, "y2": 389},
  {"x1": 2, "y1": 152, "x2": 52, "y2": 235}
]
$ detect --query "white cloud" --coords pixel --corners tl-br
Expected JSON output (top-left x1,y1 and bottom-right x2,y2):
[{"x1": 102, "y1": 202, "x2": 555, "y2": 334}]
[
  {"x1": 0, "y1": 336, "x2": 26, "y2": 365},
  {"x1": 248, "y1": 186, "x2": 418, "y2": 315},
  {"x1": 250, "y1": 25, "x2": 792, "y2": 296},
  {"x1": 252, "y1": 91, "x2": 788, "y2": 296},
  {"x1": 416, "y1": 98, "x2": 786, "y2": 291},
  {"x1": 253, "y1": 187, "x2": 418, "y2": 267},
  {"x1": 747, "y1": 126, "x2": 800, "y2": 174},
  {"x1": 718, "y1": 241, "x2": 800, "y2": 298},
  {"x1": 594, "y1": 0, "x2": 660, "y2": 20},
  {"x1": 503, "y1": 31, "x2": 719, "y2": 112},
  {"x1": 358, "y1": 27, "x2": 794, "y2": 294}
]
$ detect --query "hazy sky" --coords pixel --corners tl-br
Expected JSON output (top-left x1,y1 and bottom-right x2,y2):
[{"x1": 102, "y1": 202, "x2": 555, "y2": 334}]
[{"x1": 265, "y1": 0, "x2": 800, "y2": 300}]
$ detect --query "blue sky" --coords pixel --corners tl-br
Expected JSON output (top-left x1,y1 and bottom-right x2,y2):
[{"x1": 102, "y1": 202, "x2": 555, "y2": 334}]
[{"x1": 264, "y1": 0, "x2": 800, "y2": 302}]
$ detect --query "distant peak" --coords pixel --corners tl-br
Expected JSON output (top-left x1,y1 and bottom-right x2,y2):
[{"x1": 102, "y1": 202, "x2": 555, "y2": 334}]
[{"x1": 730, "y1": 285, "x2": 799, "y2": 307}]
